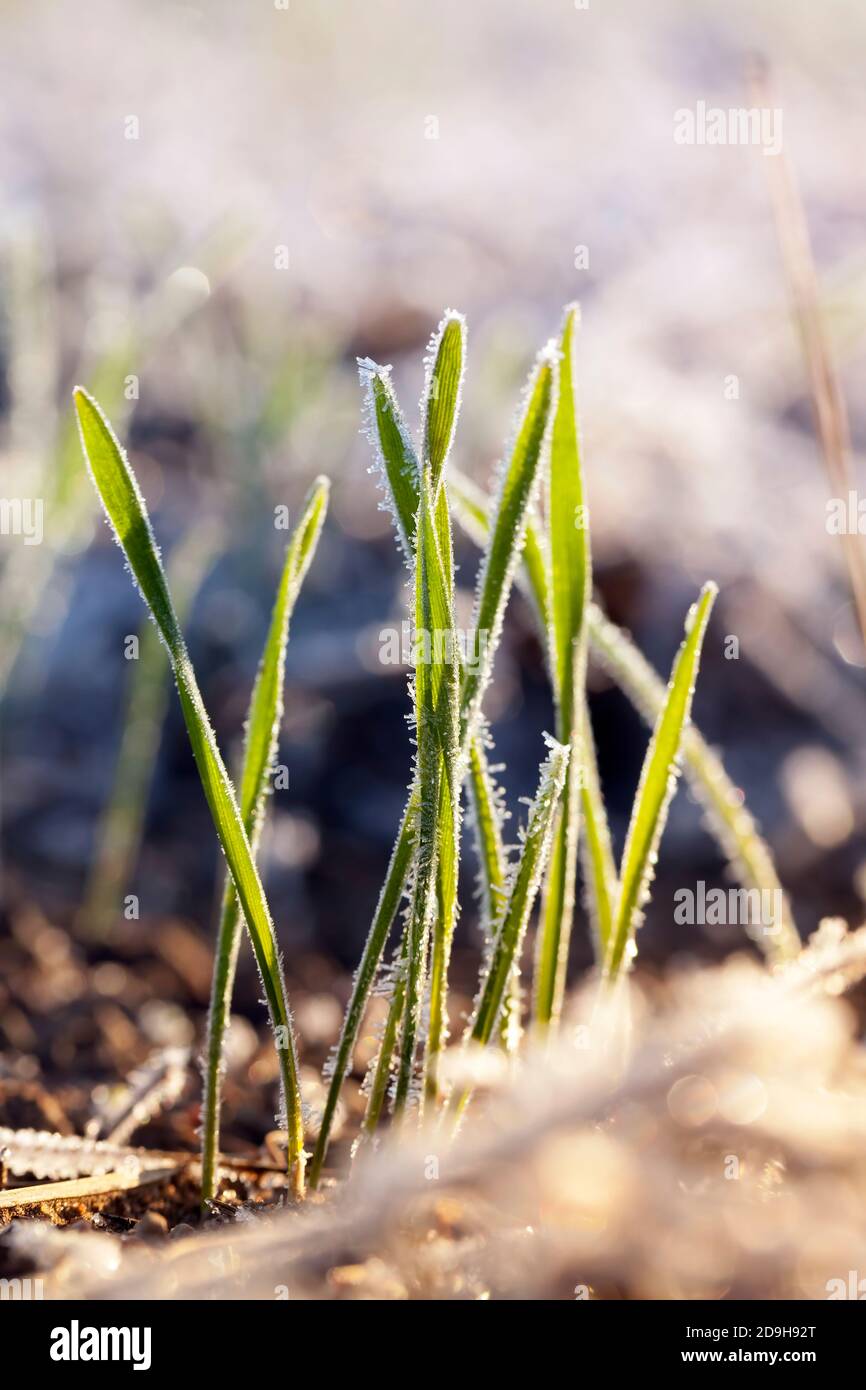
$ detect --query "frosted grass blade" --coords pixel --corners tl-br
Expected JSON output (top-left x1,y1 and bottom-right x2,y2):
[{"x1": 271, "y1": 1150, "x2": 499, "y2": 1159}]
[
  {"x1": 201, "y1": 476, "x2": 329, "y2": 1202},
  {"x1": 548, "y1": 305, "x2": 590, "y2": 729},
  {"x1": 605, "y1": 583, "x2": 717, "y2": 981},
  {"x1": 460, "y1": 345, "x2": 557, "y2": 733},
  {"x1": 398, "y1": 458, "x2": 460, "y2": 1114},
  {"x1": 360, "y1": 363, "x2": 419, "y2": 565},
  {"x1": 73, "y1": 388, "x2": 307, "y2": 1196},
  {"x1": 418, "y1": 314, "x2": 464, "y2": 1107},
  {"x1": 467, "y1": 731, "x2": 508, "y2": 934},
  {"x1": 423, "y1": 311, "x2": 465, "y2": 487},
  {"x1": 587, "y1": 602, "x2": 799, "y2": 962},
  {"x1": 453, "y1": 735, "x2": 570, "y2": 1119},
  {"x1": 534, "y1": 307, "x2": 591, "y2": 1027}
]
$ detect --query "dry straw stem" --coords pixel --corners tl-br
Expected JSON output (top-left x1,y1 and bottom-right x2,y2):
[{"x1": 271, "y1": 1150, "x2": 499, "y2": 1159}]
[{"x1": 750, "y1": 57, "x2": 866, "y2": 654}]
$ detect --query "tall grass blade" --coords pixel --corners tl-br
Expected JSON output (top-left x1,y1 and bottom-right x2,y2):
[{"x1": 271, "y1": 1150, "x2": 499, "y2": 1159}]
[
  {"x1": 460, "y1": 345, "x2": 557, "y2": 732},
  {"x1": 201, "y1": 477, "x2": 329, "y2": 1202},
  {"x1": 605, "y1": 583, "x2": 717, "y2": 981},
  {"x1": 533, "y1": 307, "x2": 592, "y2": 1027},
  {"x1": 587, "y1": 602, "x2": 800, "y2": 963},
  {"x1": 73, "y1": 388, "x2": 307, "y2": 1196},
  {"x1": 417, "y1": 314, "x2": 464, "y2": 1109},
  {"x1": 399, "y1": 464, "x2": 460, "y2": 1112},
  {"x1": 547, "y1": 305, "x2": 590, "y2": 728}
]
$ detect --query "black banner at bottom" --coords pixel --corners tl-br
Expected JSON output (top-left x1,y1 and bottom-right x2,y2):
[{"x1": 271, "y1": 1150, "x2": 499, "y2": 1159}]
[{"x1": 2, "y1": 1297, "x2": 863, "y2": 1375}]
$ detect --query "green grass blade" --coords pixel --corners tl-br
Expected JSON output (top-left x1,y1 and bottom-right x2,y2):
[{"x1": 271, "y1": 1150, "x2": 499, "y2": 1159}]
[
  {"x1": 533, "y1": 307, "x2": 592, "y2": 1028},
  {"x1": 419, "y1": 314, "x2": 465, "y2": 1106},
  {"x1": 548, "y1": 305, "x2": 590, "y2": 729},
  {"x1": 398, "y1": 451, "x2": 461, "y2": 1114},
  {"x1": 605, "y1": 583, "x2": 717, "y2": 981},
  {"x1": 587, "y1": 602, "x2": 800, "y2": 963},
  {"x1": 360, "y1": 361, "x2": 420, "y2": 564},
  {"x1": 422, "y1": 311, "x2": 465, "y2": 489},
  {"x1": 452, "y1": 735, "x2": 570, "y2": 1118},
  {"x1": 460, "y1": 344, "x2": 557, "y2": 732},
  {"x1": 73, "y1": 387, "x2": 307, "y2": 1196},
  {"x1": 579, "y1": 698, "x2": 618, "y2": 959},
  {"x1": 201, "y1": 477, "x2": 329, "y2": 1202},
  {"x1": 468, "y1": 731, "x2": 508, "y2": 932}
]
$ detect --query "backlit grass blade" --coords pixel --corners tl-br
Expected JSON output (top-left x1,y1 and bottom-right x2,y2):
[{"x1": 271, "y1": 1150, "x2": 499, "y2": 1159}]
[
  {"x1": 423, "y1": 311, "x2": 465, "y2": 487},
  {"x1": 605, "y1": 583, "x2": 717, "y2": 981},
  {"x1": 73, "y1": 387, "x2": 307, "y2": 1196},
  {"x1": 579, "y1": 698, "x2": 618, "y2": 958},
  {"x1": 450, "y1": 477, "x2": 798, "y2": 962},
  {"x1": 418, "y1": 314, "x2": 464, "y2": 1107},
  {"x1": 548, "y1": 305, "x2": 590, "y2": 729},
  {"x1": 460, "y1": 344, "x2": 558, "y2": 732},
  {"x1": 534, "y1": 307, "x2": 592, "y2": 1027},
  {"x1": 201, "y1": 476, "x2": 329, "y2": 1202},
  {"x1": 587, "y1": 601, "x2": 799, "y2": 963},
  {"x1": 453, "y1": 734, "x2": 570, "y2": 1119}
]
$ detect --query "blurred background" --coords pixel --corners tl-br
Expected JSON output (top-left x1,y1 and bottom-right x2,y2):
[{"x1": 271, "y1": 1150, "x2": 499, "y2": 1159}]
[{"x1": 1, "y1": 0, "x2": 865, "y2": 1120}]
